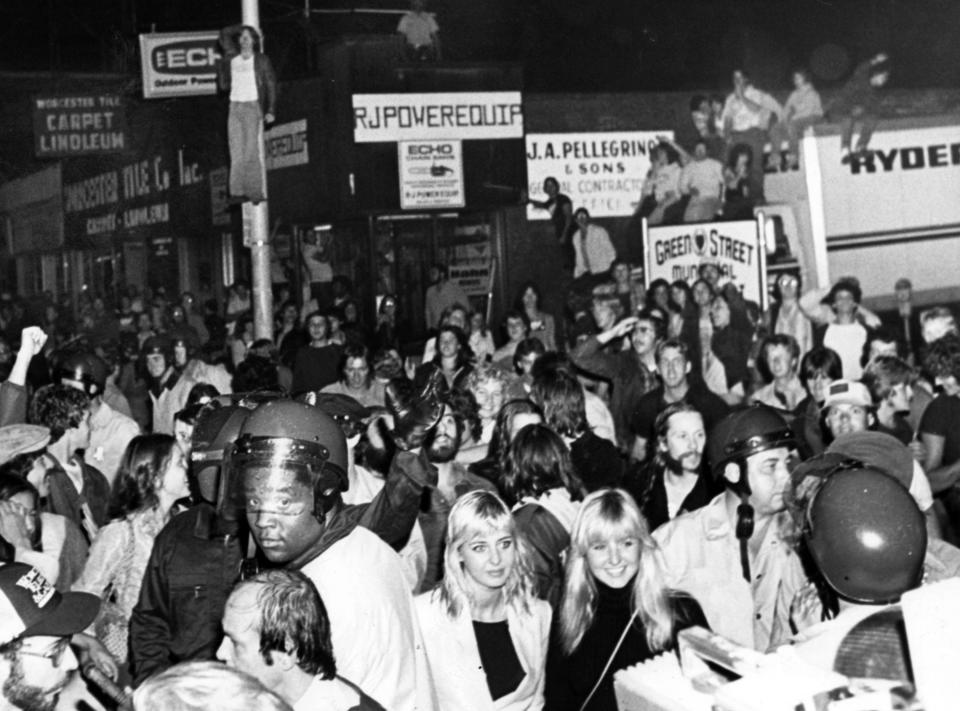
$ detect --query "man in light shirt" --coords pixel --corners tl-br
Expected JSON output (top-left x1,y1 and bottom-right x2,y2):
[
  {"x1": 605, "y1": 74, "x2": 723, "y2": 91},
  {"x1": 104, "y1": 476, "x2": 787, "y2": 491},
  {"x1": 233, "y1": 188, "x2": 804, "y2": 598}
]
[
  {"x1": 680, "y1": 139, "x2": 725, "y2": 222},
  {"x1": 721, "y1": 69, "x2": 782, "y2": 201}
]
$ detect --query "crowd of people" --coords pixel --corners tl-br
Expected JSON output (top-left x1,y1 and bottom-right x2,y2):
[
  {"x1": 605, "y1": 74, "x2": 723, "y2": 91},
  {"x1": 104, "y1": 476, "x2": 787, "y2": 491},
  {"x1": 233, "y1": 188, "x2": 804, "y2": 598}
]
[
  {"x1": 532, "y1": 54, "x2": 891, "y2": 245},
  {"x1": 0, "y1": 228, "x2": 955, "y2": 710}
]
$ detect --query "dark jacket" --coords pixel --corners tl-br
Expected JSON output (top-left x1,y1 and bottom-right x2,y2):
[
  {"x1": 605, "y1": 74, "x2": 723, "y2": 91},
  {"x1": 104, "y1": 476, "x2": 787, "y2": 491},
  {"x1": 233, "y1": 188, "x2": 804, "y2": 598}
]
[
  {"x1": 624, "y1": 459, "x2": 721, "y2": 532},
  {"x1": 570, "y1": 430, "x2": 626, "y2": 492},
  {"x1": 216, "y1": 25, "x2": 277, "y2": 116},
  {"x1": 571, "y1": 337, "x2": 660, "y2": 447},
  {"x1": 43, "y1": 459, "x2": 111, "y2": 544},
  {"x1": 129, "y1": 450, "x2": 434, "y2": 685},
  {"x1": 545, "y1": 585, "x2": 707, "y2": 711},
  {"x1": 129, "y1": 504, "x2": 243, "y2": 685},
  {"x1": 0, "y1": 381, "x2": 27, "y2": 427}
]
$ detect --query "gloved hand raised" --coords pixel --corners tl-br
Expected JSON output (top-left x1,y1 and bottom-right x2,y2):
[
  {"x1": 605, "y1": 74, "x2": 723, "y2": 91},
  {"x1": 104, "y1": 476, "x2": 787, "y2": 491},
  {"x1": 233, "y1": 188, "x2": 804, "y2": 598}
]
[{"x1": 385, "y1": 370, "x2": 446, "y2": 451}]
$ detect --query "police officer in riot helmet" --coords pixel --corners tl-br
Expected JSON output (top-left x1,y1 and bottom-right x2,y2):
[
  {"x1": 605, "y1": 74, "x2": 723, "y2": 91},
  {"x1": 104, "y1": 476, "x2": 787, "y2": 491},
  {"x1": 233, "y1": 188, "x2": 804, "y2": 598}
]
[
  {"x1": 230, "y1": 380, "x2": 442, "y2": 569},
  {"x1": 129, "y1": 402, "x2": 253, "y2": 684},
  {"x1": 654, "y1": 404, "x2": 808, "y2": 650},
  {"x1": 707, "y1": 404, "x2": 799, "y2": 581},
  {"x1": 789, "y1": 462, "x2": 930, "y2": 677},
  {"x1": 804, "y1": 464, "x2": 926, "y2": 606},
  {"x1": 227, "y1": 384, "x2": 443, "y2": 711}
]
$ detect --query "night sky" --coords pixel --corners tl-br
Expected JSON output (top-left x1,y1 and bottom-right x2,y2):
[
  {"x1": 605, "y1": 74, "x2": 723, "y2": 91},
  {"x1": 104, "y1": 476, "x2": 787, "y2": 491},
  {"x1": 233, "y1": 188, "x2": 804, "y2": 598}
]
[{"x1": 2, "y1": 0, "x2": 959, "y2": 91}]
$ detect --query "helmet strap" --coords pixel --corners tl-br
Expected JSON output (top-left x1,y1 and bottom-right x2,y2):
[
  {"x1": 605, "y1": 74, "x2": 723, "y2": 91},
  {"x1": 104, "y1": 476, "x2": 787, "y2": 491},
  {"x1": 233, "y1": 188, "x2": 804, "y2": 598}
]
[{"x1": 736, "y1": 499, "x2": 755, "y2": 582}]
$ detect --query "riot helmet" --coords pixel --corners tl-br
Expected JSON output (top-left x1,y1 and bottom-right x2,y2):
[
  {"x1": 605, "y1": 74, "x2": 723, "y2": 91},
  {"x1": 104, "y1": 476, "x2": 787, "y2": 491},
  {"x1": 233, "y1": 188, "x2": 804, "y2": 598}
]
[
  {"x1": 804, "y1": 466, "x2": 926, "y2": 604},
  {"x1": 227, "y1": 399, "x2": 348, "y2": 522},
  {"x1": 58, "y1": 352, "x2": 109, "y2": 397},
  {"x1": 190, "y1": 402, "x2": 252, "y2": 509},
  {"x1": 708, "y1": 404, "x2": 796, "y2": 481}
]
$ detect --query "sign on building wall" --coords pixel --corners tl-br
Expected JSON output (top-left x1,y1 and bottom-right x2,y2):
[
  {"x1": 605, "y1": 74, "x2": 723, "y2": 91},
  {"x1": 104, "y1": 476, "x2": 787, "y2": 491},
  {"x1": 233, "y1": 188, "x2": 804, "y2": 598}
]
[
  {"x1": 643, "y1": 218, "x2": 767, "y2": 308},
  {"x1": 398, "y1": 139, "x2": 465, "y2": 209},
  {"x1": 814, "y1": 123, "x2": 960, "y2": 239},
  {"x1": 265, "y1": 119, "x2": 309, "y2": 171},
  {"x1": 449, "y1": 260, "x2": 494, "y2": 297},
  {"x1": 525, "y1": 131, "x2": 669, "y2": 219},
  {"x1": 33, "y1": 94, "x2": 127, "y2": 157},
  {"x1": 139, "y1": 31, "x2": 220, "y2": 99},
  {"x1": 352, "y1": 92, "x2": 523, "y2": 143}
]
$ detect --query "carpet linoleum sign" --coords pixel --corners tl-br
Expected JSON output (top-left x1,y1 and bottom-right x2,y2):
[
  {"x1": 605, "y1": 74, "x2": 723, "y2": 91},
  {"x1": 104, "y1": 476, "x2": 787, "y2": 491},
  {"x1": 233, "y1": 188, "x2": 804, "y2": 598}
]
[
  {"x1": 525, "y1": 131, "x2": 669, "y2": 219},
  {"x1": 398, "y1": 140, "x2": 465, "y2": 209}
]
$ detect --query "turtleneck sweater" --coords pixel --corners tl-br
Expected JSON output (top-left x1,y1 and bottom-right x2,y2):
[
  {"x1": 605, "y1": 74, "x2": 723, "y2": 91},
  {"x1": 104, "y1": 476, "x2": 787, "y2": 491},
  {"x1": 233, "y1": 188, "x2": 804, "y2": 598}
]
[{"x1": 545, "y1": 577, "x2": 707, "y2": 711}]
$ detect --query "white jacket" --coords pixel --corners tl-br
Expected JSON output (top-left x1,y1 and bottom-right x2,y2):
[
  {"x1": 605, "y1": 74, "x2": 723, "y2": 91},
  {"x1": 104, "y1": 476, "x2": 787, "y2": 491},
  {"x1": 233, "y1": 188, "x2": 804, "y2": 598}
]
[{"x1": 414, "y1": 591, "x2": 551, "y2": 711}]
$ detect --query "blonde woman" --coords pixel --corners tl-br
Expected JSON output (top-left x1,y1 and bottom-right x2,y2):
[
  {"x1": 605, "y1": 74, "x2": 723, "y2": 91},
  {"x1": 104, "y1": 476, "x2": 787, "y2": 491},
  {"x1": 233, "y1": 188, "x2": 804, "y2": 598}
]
[
  {"x1": 415, "y1": 490, "x2": 551, "y2": 710},
  {"x1": 545, "y1": 489, "x2": 706, "y2": 711}
]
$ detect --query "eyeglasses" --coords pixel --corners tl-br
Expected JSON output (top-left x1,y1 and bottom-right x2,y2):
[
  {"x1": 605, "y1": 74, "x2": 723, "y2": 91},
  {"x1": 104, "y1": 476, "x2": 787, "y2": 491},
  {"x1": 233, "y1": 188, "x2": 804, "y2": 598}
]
[{"x1": 19, "y1": 638, "x2": 70, "y2": 665}]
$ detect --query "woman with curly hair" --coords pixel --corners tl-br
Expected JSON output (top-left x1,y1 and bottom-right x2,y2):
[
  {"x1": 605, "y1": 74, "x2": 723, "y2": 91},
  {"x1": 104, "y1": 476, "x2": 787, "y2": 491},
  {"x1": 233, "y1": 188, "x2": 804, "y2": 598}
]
[
  {"x1": 469, "y1": 399, "x2": 543, "y2": 485},
  {"x1": 415, "y1": 490, "x2": 552, "y2": 710},
  {"x1": 72, "y1": 434, "x2": 191, "y2": 681},
  {"x1": 546, "y1": 489, "x2": 706, "y2": 711}
]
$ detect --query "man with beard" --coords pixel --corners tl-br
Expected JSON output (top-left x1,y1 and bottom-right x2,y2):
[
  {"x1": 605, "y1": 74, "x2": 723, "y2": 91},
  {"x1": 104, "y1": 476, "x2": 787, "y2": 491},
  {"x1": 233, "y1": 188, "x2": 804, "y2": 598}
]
[
  {"x1": 624, "y1": 402, "x2": 721, "y2": 531},
  {"x1": 653, "y1": 405, "x2": 808, "y2": 651},
  {"x1": 0, "y1": 563, "x2": 99, "y2": 711},
  {"x1": 418, "y1": 396, "x2": 496, "y2": 589}
]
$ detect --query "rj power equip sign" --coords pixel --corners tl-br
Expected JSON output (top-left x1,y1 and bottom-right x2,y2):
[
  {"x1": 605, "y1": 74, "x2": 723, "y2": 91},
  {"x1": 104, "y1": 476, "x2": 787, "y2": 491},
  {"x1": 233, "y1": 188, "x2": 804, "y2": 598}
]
[{"x1": 139, "y1": 31, "x2": 220, "y2": 99}]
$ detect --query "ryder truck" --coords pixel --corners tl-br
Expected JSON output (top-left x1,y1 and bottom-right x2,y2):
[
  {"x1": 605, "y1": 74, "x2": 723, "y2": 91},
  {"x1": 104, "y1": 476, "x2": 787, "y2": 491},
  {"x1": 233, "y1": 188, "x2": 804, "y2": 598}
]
[{"x1": 762, "y1": 113, "x2": 960, "y2": 310}]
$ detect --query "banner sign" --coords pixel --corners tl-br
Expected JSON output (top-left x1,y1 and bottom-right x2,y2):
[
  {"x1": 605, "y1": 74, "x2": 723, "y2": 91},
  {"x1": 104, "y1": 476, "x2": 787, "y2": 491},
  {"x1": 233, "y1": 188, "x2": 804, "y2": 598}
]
[
  {"x1": 398, "y1": 139, "x2": 465, "y2": 209},
  {"x1": 526, "y1": 131, "x2": 669, "y2": 219},
  {"x1": 139, "y1": 31, "x2": 220, "y2": 99},
  {"x1": 33, "y1": 94, "x2": 127, "y2": 157},
  {"x1": 643, "y1": 218, "x2": 767, "y2": 307},
  {"x1": 265, "y1": 119, "x2": 309, "y2": 171},
  {"x1": 449, "y1": 260, "x2": 494, "y2": 297},
  {"x1": 352, "y1": 92, "x2": 523, "y2": 143},
  {"x1": 63, "y1": 148, "x2": 205, "y2": 242}
]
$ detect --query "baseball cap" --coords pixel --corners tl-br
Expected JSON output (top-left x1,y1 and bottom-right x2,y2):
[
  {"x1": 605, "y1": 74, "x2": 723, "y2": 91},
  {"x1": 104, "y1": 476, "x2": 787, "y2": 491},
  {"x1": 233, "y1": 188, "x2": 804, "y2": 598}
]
[
  {"x1": 0, "y1": 563, "x2": 100, "y2": 645},
  {"x1": 0, "y1": 424, "x2": 50, "y2": 466},
  {"x1": 827, "y1": 431, "x2": 913, "y2": 489},
  {"x1": 821, "y1": 380, "x2": 873, "y2": 411}
]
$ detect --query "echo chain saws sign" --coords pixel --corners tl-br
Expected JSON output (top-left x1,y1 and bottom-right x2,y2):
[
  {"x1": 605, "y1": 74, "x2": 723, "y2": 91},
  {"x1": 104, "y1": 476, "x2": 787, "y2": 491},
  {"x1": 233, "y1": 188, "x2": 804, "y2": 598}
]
[{"x1": 398, "y1": 140, "x2": 465, "y2": 209}]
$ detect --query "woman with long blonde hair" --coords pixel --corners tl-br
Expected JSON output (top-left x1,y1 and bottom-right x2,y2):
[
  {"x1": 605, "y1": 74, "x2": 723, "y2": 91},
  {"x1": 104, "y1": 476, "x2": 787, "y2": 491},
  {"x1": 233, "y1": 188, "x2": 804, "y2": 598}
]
[
  {"x1": 546, "y1": 489, "x2": 706, "y2": 711},
  {"x1": 415, "y1": 490, "x2": 552, "y2": 710}
]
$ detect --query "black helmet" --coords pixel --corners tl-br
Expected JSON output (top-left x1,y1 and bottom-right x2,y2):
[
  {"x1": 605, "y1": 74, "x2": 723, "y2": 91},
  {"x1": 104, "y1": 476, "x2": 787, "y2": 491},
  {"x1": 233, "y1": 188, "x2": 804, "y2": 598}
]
[
  {"x1": 805, "y1": 466, "x2": 926, "y2": 604},
  {"x1": 707, "y1": 404, "x2": 796, "y2": 478},
  {"x1": 228, "y1": 399, "x2": 348, "y2": 520},
  {"x1": 141, "y1": 334, "x2": 172, "y2": 361},
  {"x1": 190, "y1": 403, "x2": 253, "y2": 507},
  {"x1": 58, "y1": 352, "x2": 109, "y2": 396}
]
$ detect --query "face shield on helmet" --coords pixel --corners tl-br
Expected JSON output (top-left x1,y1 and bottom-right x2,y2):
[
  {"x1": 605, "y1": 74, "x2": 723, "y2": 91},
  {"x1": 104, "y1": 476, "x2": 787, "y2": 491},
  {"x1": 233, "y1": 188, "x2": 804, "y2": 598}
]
[
  {"x1": 189, "y1": 404, "x2": 253, "y2": 509},
  {"x1": 222, "y1": 400, "x2": 348, "y2": 524}
]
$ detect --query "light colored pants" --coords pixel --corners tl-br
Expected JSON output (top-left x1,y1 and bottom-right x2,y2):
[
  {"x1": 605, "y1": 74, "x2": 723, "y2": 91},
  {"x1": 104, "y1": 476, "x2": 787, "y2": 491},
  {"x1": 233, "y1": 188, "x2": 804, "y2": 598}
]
[{"x1": 228, "y1": 101, "x2": 266, "y2": 202}]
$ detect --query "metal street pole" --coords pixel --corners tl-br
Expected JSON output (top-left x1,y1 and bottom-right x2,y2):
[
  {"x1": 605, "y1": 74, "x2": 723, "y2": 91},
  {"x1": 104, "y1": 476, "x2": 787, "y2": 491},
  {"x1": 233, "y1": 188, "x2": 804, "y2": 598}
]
[{"x1": 241, "y1": 0, "x2": 274, "y2": 341}]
